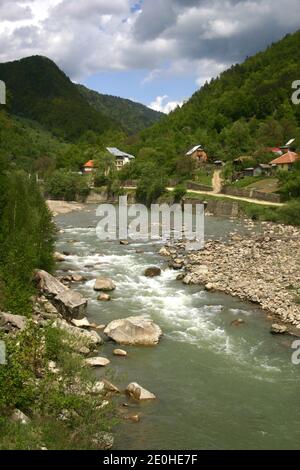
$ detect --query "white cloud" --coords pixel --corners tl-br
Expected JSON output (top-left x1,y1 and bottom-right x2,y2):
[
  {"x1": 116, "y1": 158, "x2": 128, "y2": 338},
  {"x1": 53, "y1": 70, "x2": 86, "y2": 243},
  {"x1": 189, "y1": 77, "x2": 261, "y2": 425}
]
[
  {"x1": 0, "y1": 0, "x2": 299, "y2": 87},
  {"x1": 149, "y1": 95, "x2": 183, "y2": 114}
]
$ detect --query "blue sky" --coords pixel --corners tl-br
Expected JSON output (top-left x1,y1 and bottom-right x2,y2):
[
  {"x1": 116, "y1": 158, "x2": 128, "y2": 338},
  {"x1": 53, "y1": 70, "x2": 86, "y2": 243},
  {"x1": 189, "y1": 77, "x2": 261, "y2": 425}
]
[
  {"x1": 83, "y1": 69, "x2": 197, "y2": 108},
  {"x1": 0, "y1": 0, "x2": 300, "y2": 113}
]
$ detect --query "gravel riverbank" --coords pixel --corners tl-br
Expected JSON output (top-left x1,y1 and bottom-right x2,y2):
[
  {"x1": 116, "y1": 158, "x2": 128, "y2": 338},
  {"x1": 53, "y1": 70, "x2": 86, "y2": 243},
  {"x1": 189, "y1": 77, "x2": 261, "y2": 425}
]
[
  {"x1": 162, "y1": 221, "x2": 300, "y2": 333},
  {"x1": 47, "y1": 200, "x2": 84, "y2": 216}
]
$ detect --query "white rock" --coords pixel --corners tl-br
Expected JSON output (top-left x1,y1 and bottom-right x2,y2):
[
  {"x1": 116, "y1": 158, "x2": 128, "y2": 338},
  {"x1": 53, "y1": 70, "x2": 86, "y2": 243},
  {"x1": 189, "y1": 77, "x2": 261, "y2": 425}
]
[
  {"x1": 85, "y1": 357, "x2": 110, "y2": 367},
  {"x1": 104, "y1": 316, "x2": 162, "y2": 346},
  {"x1": 126, "y1": 383, "x2": 156, "y2": 401},
  {"x1": 11, "y1": 409, "x2": 31, "y2": 425},
  {"x1": 71, "y1": 317, "x2": 91, "y2": 328},
  {"x1": 113, "y1": 349, "x2": 127, "y2": 357},
  {"x1": 94, "y1": 277, "x2": 116, "y2": 292}
]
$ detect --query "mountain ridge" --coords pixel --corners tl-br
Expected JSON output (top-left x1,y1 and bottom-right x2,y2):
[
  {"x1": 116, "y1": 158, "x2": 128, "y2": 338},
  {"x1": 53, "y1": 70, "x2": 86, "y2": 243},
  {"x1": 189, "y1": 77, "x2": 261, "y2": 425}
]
[
  {"x1": 76, "y1": 84, "x2": 163, "y2": 135},
  {"x1": 0, "y1": 55, "x2": 162, "y2": 141}
]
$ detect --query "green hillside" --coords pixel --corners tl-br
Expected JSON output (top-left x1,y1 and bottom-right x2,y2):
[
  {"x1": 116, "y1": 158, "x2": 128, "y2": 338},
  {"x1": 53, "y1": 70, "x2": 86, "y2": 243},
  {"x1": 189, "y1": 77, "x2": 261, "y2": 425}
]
[
  {"x1": 0, "y1": 56, "x2": 118, "y2": 141},
  {"x1": 0, "y1": 109, "x2": 71, "y2": 171},
  {"x1": 77, "y1": 84, "x2": 163, "y2": 134},
  {"x1": 135, "y1": 31, "x2": 300, "y2": 162}
]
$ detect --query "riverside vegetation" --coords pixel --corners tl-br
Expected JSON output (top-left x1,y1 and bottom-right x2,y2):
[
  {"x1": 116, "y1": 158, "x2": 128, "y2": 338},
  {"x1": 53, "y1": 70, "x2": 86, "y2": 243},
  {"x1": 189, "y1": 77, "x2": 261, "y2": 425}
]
[{"x1": 0, "y1": 168, "x2": 116, "y2": 450}]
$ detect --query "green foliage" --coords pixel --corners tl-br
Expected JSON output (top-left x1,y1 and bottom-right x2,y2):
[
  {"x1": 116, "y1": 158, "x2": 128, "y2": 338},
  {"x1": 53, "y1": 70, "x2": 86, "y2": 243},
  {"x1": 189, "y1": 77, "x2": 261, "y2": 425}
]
[
  {"x1": 173, "y1": 184, "x2": 187, "y2": 202},
  {"x1": 277, "y1": 161, "x2": 300, "y2": 200},
  {"x1": 133, "y1": 31, "x2": 300, "y2": 167},
  {"x1": 77, "y1": 84, "x2": 163, "y2": 134},
  {"x1": 45, "y1": 170, "x2": 90, "y2": 201},
  {"x1": 0, "y1": 110, "x2": 69, "y2": 173},
  {"x1": 0, "y1": 322, "x2": 116, "y2": 450},
  {"x1": 0, "y1": 171, "x2": 55, "y2": 314},
  {"x1": 136, "y1": 174, "x2": 167, "y2": 207},
  {"x1": 0, "y1": 56, "x2": 117, "y2": 141}
]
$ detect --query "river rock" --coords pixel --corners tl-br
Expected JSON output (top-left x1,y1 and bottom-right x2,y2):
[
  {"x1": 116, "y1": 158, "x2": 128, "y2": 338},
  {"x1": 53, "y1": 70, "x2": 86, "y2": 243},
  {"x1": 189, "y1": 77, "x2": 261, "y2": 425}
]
[
  {"x1": 0, "y1": 312, "x2": 27, "y2": 332},
  {"x1": 92, "y1": 432, "x2": 114, "y2": 450},
  {"x1": 54, "y1": 252, "x2": 66, "y2": 262},
  {"x1": 11, "y1": 409, "x2": 31, "y2": 425},
  {"x1": 120, "y1": 240, "x2": 129, "y2": 246},
  {"x1": 126, "y1": 383, "x2": 156, "y2": 401},
  {"x1": 159, "y1": 247, "x2": 171, "y2": 257},
  {"x1": 102, "y1": 379, "x2": 121, "y2": 394},
  {"x1": 85, "y1": 357, "x2": 110, "y2": 367},
  {"x1": 72, "y1": 274, "x2": 85, "y2": 283},
  {"x1": 98, "y1": 293, "x2": 111, "y2": 302},
  {"x1": 54, "y1": 319, "x2": 102, "y2": 348},
  {"x1": 271, "y1": 324, "x2": 287, "y2": 335},
  {"x1": 205, "y1": 283, "x2": 215, "y2": 292},
  {"x1": 71, "y1": 317, "x2": 91, "y2": 328},
  {"x1": 104, "y1": 316, "x2": 162, "y2": 346},
  {"x1": 94, "y1": 277, "x2": 116, "y2": 292},
  {"x1": 35, "y1": 270, "x2": 87, "y2": 320},
  {"x1": 113, "y1": 349, "x2": 127, "y2": 357},
  {"x1": 123, "y1": 414, "x2": 141, "y2": 423},
  {"x1": 231, "y1": 319, "x2": 245, "y2": 327},
  {"x1": 144, "y1": 267, "x2": 161, "y2": 278}
]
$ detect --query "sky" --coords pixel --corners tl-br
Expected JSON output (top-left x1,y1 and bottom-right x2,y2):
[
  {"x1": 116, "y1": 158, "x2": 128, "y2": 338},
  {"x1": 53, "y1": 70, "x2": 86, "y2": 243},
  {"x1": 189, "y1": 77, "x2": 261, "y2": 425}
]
[{"x1": 0, "y1": 0, "x2": 299, "y2": 113}]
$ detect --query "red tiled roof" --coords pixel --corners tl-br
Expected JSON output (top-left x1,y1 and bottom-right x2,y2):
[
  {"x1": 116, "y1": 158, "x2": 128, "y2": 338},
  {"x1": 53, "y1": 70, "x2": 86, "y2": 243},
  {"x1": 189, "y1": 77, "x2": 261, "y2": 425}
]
[
  {"x1": 265, "y1": 147, "x2": 282, "y2": 154},
  {"x1": 83, "y1": 160, "x2": 94, "y2": 168},
  {"x1": 270, "y1": 151, "x2": 299, "y2": 165}
]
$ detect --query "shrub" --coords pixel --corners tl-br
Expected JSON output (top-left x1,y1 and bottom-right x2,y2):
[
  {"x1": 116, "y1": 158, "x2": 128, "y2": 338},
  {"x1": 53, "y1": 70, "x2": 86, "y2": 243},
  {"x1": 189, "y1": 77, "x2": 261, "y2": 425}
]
[
  {"x1": 45, "y1": 170, "x2": 90, "y2": 201},
  {"x1": 173, "y1": 184, "x2": 187, "y2": 202}
]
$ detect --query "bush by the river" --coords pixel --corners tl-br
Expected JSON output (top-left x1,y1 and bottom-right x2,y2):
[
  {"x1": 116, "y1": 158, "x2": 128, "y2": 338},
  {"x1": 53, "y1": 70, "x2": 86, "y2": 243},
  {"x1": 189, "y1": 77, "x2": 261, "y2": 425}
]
[{"x1": 45, "y1": 170, "x2": 90, "y2": 202}]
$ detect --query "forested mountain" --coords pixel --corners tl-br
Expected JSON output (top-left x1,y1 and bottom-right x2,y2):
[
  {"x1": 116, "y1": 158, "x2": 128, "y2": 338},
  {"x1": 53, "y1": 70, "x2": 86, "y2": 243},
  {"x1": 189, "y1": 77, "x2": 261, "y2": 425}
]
[
  {"x1": 135, "y1": 31, "x2": 300, "y2": 162},
  {"x1": 0, "y1": 56, "x2": 119, "y2": 141},
  {"x1": 77, "y1": 84, "x2": 162, "y2": 134}
]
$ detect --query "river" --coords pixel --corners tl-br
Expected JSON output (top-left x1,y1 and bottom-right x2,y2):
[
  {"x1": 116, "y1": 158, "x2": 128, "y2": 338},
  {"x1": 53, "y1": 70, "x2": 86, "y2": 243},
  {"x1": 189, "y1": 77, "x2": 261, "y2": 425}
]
[{"x1": 55, "y1": 205, "x2": 300, "y2": 450}]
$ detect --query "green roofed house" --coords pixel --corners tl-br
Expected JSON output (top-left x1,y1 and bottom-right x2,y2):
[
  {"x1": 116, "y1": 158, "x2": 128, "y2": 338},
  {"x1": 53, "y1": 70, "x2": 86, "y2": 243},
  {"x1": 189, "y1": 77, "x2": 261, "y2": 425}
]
[{"x1": 106, "y1": 147, "x2": 135, "y2": 171}]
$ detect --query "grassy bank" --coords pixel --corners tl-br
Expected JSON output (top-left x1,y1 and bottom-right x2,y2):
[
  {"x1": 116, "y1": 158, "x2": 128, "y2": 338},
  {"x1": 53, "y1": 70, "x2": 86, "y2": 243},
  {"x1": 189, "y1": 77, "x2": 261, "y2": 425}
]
[{"x1": 0, "y1": 320, "x2": 115, "y2": 450}]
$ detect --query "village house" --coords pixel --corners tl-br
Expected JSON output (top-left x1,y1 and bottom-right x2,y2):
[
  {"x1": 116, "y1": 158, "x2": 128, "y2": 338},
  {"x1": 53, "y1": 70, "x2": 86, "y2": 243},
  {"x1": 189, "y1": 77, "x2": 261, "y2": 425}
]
[
  {"x1": 82, "y1": 147, "x2": 135, "y2": 174},
  {"x1": 106, "y1": 147, "x2": 135, "y2": 171},
  {"x1": 270, "y1": 151, "x2": 299, "y2": 171},
  {"x1": 186, "y1": 145, "x2": 208, "y2": 164},
  {"x1": 253, "y1": 164, "x2": 273, "y2": 177},
  {"x1": 82, "y1": 160, "x2": 95, "y2": 174}
]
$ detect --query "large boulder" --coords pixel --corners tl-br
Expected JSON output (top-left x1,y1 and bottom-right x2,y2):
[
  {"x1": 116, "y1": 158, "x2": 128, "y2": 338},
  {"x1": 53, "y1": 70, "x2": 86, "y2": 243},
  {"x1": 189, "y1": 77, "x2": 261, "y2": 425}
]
[
  {"x1": 144, "y1": 267, "x2": 161, "y2": 278},
  {"x1": 104, "y1": 316, "x2": 162, "y2": 346},
  {"x1": 94, "y1": 277, "x2": 116, "y2": 292},
  {"x1": 126, "y1": 383, "x2": 156, "y2": 401},
  {"x1": 35, "y1": 270, "x2": 87, "y2": 320}
]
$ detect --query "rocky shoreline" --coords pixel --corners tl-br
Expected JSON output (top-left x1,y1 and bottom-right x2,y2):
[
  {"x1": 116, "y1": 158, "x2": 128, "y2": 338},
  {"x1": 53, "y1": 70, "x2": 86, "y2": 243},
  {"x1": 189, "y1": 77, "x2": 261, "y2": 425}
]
[
  {"x1": 0, "y1": 267, "x2": 160, "y2": 449},
  {"x1": 161, "y1": 221, "x2": 300, "y2": 335}
]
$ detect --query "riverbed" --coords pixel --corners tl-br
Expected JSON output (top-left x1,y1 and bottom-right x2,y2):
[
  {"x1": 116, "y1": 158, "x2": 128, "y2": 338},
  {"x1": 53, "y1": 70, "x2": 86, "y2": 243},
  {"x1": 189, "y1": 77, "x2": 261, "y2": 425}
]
[{"x1": 55, "y1": 205, "x2": 300, "y2": 450}]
